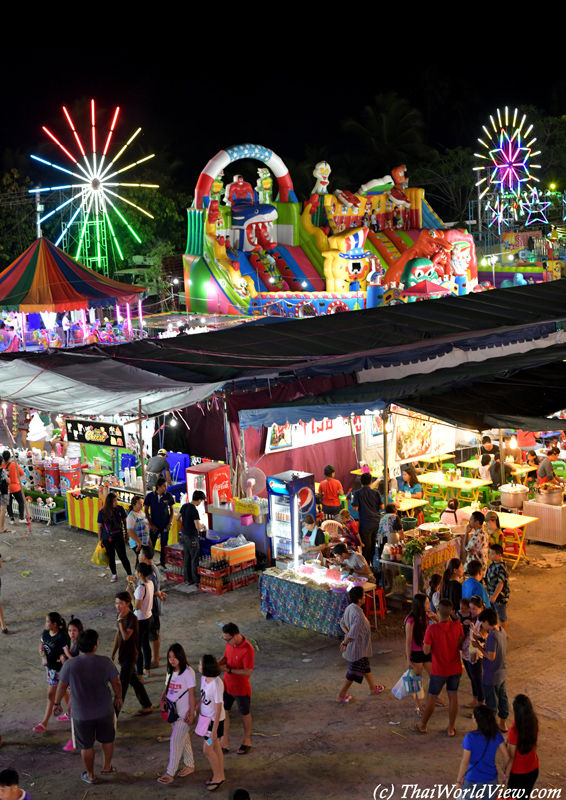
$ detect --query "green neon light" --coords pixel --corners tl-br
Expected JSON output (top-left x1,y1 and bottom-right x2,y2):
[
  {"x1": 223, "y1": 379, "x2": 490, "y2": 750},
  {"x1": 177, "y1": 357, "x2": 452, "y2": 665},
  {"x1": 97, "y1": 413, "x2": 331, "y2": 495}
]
[
  {"x1": 112, "y1": 204, "x2": 142, "y2": 243},
  {"x1": 95, "y1": 213, "x2": 101, "y2": 265},
  {"x1": 76, "y1": 211, "x2": 90, "y2": 259},
  {"x1": 105, "y1": 212, "x2": 124, "y2": 260}
]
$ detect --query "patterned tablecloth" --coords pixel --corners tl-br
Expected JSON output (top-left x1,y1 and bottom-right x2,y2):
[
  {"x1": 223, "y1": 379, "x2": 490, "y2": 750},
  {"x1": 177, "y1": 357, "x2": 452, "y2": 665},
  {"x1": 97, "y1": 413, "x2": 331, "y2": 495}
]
[{"x1": 259, "y1": 573, "x2": 348, "y2": 638}]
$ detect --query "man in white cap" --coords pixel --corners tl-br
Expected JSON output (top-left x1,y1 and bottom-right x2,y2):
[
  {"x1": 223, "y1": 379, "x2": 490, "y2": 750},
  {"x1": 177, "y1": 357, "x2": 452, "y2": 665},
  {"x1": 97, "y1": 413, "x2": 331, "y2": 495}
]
[{"x1": 145, "y1": 449, "x2": 172, "y2": 489}]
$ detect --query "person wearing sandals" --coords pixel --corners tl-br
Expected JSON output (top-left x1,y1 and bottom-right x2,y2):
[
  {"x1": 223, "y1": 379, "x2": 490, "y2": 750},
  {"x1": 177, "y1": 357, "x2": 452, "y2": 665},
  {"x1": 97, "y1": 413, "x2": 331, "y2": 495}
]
[
  {"x1": 126, "y1": 563, "x2": 154, "y2": 681},
  {"x1": 0, "y1": 457, "x2": 12, "y2": 535},
  {"x1": 55, "y1": 629, "x2": 123, "y2": 785},
  {"x1": 218, "y1": 623, "x2": 255, "y2": 756},
  {"x1": 338, "y1": 585, "x2": 385, "y2": 703},
  {"x1": 196, "y1": 654, "x2": 226, "y2": 793},
  {"x1": 34, "y1": 612, "x2": 69, "y2": 733},
  {"x1": 157, "y1": 643, "x2": 196, "y2": 785},
  {"x1": 461, "y1": 596, "x2": 485, "y2": 712},
  {"x1": 404, "y1": 593, "x2": 438, "y2": 716},
  {"x1": 505, "y1": 694, "x2": 540, "y2": 797},
  {"x1": 60, "y1": 617, "x2": 84, "y2": 752},
  {"x1": 0, "y1": 551, "x2": 8, "y2": 635}
]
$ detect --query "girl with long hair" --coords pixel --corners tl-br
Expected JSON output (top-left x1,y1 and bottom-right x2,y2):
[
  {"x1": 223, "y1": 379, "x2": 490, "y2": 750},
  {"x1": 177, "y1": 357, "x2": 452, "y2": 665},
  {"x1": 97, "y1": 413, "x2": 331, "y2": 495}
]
[
  {"x1": 196, "y1": 654, "x2": 226, "y2": 792},
  {"x1": 158, "y1": 643, "x2": 196, "y2": 785},
  {"x1": 34, "y1": 612, "x2": 69, "y2": 733},
  {"x1": 504, "y1": 694, "x2": 539, "y2": 797},
  {"x1": 97, "y1": 492, "x2": 132, "y2": 582},
  {"x1": 427, "y1": 573, "x2": 442, "y2": 613},
  {"x1": 61, "y1": 616, "x2": 84, "y2": 752},
  {"x1": 401, "y1": 466, "x2": 423, "y2": 498},
  {"x1": 440, "y1": 558, "x2": 464, "y2": 616},
  {"x1": 457, "y1": 704, "x2": 510, "y2": 790},
  {"x1": 404, "y1": 593, "x2": 437, "y2": 715}
]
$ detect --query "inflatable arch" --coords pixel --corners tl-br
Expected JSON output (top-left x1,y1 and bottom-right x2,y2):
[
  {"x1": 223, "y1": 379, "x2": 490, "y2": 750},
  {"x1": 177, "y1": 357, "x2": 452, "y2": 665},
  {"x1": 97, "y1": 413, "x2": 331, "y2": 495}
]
[{"x1": 194, "y1": 144, "x2": 294, "y2": 208}]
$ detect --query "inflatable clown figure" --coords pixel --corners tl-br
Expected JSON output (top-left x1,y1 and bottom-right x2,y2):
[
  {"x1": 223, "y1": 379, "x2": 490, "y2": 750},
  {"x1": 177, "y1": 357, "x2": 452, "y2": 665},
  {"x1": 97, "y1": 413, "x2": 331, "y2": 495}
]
[{"x1": 311, "y1": 161, "x2": 331, "y2": 194}]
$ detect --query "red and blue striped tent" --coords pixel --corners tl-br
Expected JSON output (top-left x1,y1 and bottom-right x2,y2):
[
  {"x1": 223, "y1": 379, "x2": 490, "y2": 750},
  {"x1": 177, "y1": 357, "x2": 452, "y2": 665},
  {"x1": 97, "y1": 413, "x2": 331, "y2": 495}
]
[{"x1": 0, "y1": 238, "x2": 146, "y2": 311}]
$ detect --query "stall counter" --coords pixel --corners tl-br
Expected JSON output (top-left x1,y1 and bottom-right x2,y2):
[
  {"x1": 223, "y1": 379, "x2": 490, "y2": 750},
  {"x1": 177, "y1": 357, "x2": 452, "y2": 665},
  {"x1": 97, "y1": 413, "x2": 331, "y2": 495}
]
[
  {"x1": 66, "y1": 489, "x2": 182, "y2": 544},
  {"x1": 207, "y1": 504, "x2": 270, "y2": 561}
]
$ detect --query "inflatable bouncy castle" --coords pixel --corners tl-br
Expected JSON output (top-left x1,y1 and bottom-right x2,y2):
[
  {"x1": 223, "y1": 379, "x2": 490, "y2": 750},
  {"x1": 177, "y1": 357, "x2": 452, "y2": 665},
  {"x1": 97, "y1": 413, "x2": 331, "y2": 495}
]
[{"x1": 183, "y1": 144, "x2": 482, "y2": 317}]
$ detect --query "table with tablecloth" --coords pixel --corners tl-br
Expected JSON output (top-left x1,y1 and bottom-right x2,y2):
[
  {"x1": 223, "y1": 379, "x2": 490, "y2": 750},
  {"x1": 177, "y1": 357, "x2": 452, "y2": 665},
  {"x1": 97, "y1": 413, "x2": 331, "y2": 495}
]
[{"x1": 260, "y1": 573, "x2": 350, "y2": 638}]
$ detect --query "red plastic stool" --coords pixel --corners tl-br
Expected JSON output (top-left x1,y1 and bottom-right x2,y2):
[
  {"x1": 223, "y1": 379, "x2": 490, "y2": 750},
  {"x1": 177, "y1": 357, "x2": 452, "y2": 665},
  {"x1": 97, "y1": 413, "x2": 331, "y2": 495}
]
[{"x1": 364, "y1": 587, "x2": 387, "y2": 627}]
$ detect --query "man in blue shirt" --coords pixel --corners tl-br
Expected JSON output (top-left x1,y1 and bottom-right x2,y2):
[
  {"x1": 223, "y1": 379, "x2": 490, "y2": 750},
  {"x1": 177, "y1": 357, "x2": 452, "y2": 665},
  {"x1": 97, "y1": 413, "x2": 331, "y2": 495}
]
[
  {"x1": 351, "y1": 472, "x2": 382, "y2": 566},
  {"x1": 461, "y1": 560, "x2": 491, "y2": 608},
  {"x1": 143, "y1": 478, "x2": 175, "y2": 568}
]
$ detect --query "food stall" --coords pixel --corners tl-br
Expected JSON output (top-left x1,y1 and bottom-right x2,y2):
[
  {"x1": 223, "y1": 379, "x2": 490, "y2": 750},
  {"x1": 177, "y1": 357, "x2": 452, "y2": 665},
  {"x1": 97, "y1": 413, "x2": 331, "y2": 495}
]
[{"x1": 523, "y1": 484, "x2": 566, "y2": 547}]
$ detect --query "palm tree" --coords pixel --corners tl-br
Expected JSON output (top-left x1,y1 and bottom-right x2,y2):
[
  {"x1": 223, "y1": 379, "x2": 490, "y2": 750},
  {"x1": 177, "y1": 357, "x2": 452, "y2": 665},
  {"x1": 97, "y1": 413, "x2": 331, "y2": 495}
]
[{"x1": 343, "y1": 93, "x2": 430, "y2": 185}]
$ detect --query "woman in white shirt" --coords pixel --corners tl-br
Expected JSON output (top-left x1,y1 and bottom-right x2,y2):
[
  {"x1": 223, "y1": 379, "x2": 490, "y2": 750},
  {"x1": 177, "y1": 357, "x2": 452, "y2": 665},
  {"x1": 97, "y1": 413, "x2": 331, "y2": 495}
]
[
  {"x1": 440, "y1": 498, "x2": 472, "y2": 526},
  {"x1": 196, "y1": 654, "x2": 226, "y2": 792},
  {"x1": 127, "y1": 562, "x2": 154, "y2": 679},
  {"x1": 158, "y1": 643, "x2": 196, "y2": 785}
]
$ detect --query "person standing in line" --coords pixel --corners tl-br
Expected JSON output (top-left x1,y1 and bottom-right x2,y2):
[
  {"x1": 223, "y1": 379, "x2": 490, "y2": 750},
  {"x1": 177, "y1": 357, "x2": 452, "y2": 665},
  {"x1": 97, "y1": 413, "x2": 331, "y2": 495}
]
[
  {"x1": 0, "y1": 768, "x2": 33, "y2": 800},
  {"x1": 474, "y1": 607, "x2": 509, "y2": 733},
  {"x1": 461, "y1": 596, "x2": 485, "y2": 710},
  {"x1": 196, "y1": 654, "x2": 226, "y2": 792},
  {"x1": 456, "y1": 704, "x2": 509, "y2": 791},
  {"x1": 34, "y1": 612, "x2": 69, "y2": 733},
  {"x1": 416, "y1": 599, "x2": 464, "y2": 737},
  {"x1": 60, "y1": 617, "x2": 84, "y2": 752},
  {"x1": 439, "y1": 557, "x2": 464, "y2": 616},
  {"x1": 177, "y1": 490, "x2": 206, "y2": 587},
  {"x1": 138, "y1": 545, "x2": 167, "y2": 668},
  {"x1": 464, "y1": 511, "x2": 488, "y2": 572},
  {"x1": 110, "y1": 591, "x2": 152, "y2": 717},
  {"x1": 145, "y1": 448, "x2": 173, "y2": 489},
  {"x1": 157, "y1": 643, "x2": 196, "y2": 785},
  {"x1": 0, "y1": 550, "x2": 8, "y2": 634},
  {"x1": 218, "y1": 623, "x2": 255, "y2": 755},
  {"x1": 404, "y1": 593, "x2": 437, "y2": 715},
  {"x1": 319, "y1": 464, "x2": 344, "y2": 518},
  {"x1": 485, "y1": 543, "x2": 510, "y2": 631},
  {"x1": 461, "y1": 560, "x2": 491, "y2": 608},
  {"x1": 505, "y1": 694, "x2": 540, "y2": 797},
  {"x1": 97, "y1": 493, "x2": 132, "y2": 583},
  {"x1": 126, "y1": 563, "x2": 154, "y2": 684},
  {"x1": 144, "y1": 478, "x2": 175, "y2": 568},
  {"x1": 351, "y1": 471, "x2": 383, "y2": 567},
  {"x1": 3, "y1": 451, "x2": 26, "y2": 526},
  {"x1": 126, "y1": 496, "x2": 150, "y2": 566},
  {"x1": 55, "y1": 629, "x2": 122, "y2": 785}
]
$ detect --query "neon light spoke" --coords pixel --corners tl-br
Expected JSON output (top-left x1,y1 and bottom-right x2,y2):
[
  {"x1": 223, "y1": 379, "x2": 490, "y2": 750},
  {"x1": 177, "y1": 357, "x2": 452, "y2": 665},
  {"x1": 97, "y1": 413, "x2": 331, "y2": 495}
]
[
  {"x1": 76, "y1": 195, "x2": 94, "y2": 260},
  {"x1": 55, "y1": 203, "x2": 84, "y2": 246},
  {"x1": 105, "y1": 154, "x2": 155, "y2": 179},
  {"x1": 103, "y1": 107, "x2": 120, "y2": 156},
  {"x1": 105, "y1": 212, "x2": 124, "y2": 260},
  {"x1": 31, "y1": 155, "x2": 82, "y2": 179},
  {"x1": 62, "y1": 106, "x2": 86, "y2": 157},
  {"x1": 42, "y1": 127, "x2": 77, "y2": 163},
  {"x1": 39, "y1": 193, "x2": 76, "y2": 223},
  {"x1": 106, "y1": 198, "x2": 142, "y2": 243},
  {"x1": 104, "y1": 188, "x2": 154, "y2": 218},
  {"x1": 28, "y1": 185, "x2": 73, "y2": 193}
]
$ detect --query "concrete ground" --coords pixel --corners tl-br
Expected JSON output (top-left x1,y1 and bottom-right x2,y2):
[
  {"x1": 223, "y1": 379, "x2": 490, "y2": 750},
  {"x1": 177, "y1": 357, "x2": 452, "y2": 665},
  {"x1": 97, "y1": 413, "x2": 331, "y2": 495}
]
[{"x1": 0, "y1": 520, "x2": 564, "y2": 799}]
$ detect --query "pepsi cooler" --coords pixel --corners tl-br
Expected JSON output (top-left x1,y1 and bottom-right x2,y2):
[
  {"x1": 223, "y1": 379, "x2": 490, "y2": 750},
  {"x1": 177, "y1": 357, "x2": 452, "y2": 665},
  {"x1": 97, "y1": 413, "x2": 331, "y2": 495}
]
[{"x1": 267, "y1": 471, "x2": 315, "y2": 568}]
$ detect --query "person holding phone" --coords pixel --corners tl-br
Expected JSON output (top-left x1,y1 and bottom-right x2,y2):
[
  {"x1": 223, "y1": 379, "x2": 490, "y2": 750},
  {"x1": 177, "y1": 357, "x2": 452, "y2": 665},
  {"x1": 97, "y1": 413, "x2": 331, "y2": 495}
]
[{"x1": 195, "y1": 654, "x2": 225, "y2": 793}]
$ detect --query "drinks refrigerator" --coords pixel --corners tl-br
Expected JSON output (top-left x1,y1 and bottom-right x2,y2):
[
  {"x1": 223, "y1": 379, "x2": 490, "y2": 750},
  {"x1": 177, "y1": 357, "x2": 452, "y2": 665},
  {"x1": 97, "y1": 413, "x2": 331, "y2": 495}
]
[
  {"x1": 266, "y1": 470, "x2": 316, "y2": 568},
  {"x1": 185, "y1": 462, "x2": 231, "y2": 528}
]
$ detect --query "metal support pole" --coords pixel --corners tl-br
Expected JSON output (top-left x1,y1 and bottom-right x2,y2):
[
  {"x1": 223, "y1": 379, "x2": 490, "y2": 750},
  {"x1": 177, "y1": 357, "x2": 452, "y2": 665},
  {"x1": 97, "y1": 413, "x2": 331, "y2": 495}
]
[
  {"x1": 222, "y1": 390, "x2": 232, "y2": 469},
  {"x1": 499, "y1": 429, "x2": 505, "y2": 492},
  {"x1": 139, "y1": 399, "x2": 146, "y2": 495},
  {"x1": 383, "y1": 406, "x2": 390, "y2": 501}
]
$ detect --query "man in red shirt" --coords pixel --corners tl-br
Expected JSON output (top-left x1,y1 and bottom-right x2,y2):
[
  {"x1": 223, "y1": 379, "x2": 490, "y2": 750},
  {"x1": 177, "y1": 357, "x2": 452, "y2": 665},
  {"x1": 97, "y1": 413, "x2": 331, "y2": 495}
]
[
  {"x1": 218, "y1": 623, "x2": 255, "y2": 755},
  {"x1": 417, "y1": 599, "x2": 464, "y2": 737}
]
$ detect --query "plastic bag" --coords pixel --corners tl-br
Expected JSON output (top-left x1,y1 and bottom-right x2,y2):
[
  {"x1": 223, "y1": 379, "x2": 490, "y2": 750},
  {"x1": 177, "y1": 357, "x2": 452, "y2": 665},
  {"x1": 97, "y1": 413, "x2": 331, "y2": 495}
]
[
  {"x1": 391, "y1": 674, "x2": 410, "y2": 700},
  {"x1": 403, "y1": 668, "x2": 423, "y2": 695},
  {"x1": 92, "y1": 540, "x2": 109, "y2": 567}
]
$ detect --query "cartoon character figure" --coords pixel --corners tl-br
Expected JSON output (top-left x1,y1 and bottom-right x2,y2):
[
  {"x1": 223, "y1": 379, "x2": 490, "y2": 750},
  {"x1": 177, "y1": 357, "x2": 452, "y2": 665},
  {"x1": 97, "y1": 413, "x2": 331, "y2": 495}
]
[
  {"x1": 311, "y1": 161, "x2": 331, "y2": 194},
  {"x1": 400, "y1": 257, "x2": 440, "y2": 288},
  {"x1": 211, "y1": 170, "x2": 224, "y2": 202},
  {"x1": 255, "y1": 168, "x2": 273, "y2": 204},
  {"x1": 224, "y1": 175, "x2": 254, "y2": 206},
  {"x1": 383, "y1": 229, "x2": 454, "y2": 286},
  {"x1": 322, "y1": 227, "x2": 372, "y2": 292}
]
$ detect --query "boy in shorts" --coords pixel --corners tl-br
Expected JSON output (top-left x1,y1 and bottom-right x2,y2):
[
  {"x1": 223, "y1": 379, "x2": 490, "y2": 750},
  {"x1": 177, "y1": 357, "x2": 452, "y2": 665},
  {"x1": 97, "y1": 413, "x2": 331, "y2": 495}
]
[{"x1": 485, "y1": 543, "x2": 510, "y2": 631}]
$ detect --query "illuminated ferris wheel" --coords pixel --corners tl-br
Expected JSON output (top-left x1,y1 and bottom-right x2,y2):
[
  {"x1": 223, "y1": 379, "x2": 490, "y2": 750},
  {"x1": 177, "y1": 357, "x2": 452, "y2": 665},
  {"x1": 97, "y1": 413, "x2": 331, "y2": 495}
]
[
  {"x1": 31, "y1": 101, "x2": 158, "y2": 275},
  {"x1": 474, "y1": 107, "x2": 541, "y2": 200}
]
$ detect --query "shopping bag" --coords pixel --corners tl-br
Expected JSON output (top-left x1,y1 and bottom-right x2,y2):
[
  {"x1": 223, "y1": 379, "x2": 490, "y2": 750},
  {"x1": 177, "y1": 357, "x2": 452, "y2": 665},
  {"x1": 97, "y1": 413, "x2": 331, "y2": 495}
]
[
  {"x1": 391, "y1": 674, "x2": 410, "y2": 700},
  {"x1": 403, "y1": 668, "x2": 423, "y2": 695},
  {"x1": 92, "y1": 540, "x2": 109, "y2": 567}
]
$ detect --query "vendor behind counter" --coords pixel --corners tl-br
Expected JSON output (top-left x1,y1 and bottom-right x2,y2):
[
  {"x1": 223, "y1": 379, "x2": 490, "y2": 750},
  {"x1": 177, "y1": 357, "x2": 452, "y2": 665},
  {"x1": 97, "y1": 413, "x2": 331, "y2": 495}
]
[{"x1": 145, "y1": 448, "x2": 172, "y2": 488}]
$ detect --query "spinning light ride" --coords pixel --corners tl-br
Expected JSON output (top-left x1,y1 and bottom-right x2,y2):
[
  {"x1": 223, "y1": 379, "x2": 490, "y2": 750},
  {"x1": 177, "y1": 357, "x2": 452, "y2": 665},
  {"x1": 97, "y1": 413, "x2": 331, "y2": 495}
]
[{"x1": 30, "y1": 101, "x2": 158, "y2": 275}]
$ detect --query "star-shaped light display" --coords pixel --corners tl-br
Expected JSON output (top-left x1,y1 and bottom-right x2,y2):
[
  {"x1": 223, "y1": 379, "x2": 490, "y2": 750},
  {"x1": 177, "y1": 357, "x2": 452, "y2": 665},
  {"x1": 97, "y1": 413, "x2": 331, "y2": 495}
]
[
  {"x1": 485, "y1": 195, "x2": 511, "y2": 233},
  {"x1": 521, "y1": 188, "x2": 551, "y2": 226},
  {"x1": 474, "y1": 107, "x2": 541, "y2": 200}
]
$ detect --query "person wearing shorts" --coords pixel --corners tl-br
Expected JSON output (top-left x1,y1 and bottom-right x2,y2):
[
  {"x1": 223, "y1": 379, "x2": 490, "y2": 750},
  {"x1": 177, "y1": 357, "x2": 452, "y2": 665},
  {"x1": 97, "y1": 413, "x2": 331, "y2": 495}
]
[
  {"x1": 416, "y1": 599, "x2": 464, "y2": 737},
  {"x1": 218, "y1": 623, "x2": 255, "y2": 755},
  {"x1": 56, "y1": 629, "x2": 122, "y2": 785}
]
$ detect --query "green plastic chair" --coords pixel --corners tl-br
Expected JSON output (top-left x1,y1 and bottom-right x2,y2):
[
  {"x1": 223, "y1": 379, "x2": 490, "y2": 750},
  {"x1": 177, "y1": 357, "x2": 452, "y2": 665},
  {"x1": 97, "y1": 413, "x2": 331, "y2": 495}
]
[
  {"x1": 442, "y1": 463, "x2": 456, "y2": 471},
  {"x1": 429, "y1": 513, "x2": 441, "y2": 522}
]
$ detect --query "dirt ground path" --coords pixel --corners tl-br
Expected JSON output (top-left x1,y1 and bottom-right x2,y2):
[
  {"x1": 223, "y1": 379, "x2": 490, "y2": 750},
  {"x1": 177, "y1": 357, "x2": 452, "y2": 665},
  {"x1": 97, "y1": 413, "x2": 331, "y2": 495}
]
[{"x1": 0, "y1": 521, "x2": 564, "y2": 799}]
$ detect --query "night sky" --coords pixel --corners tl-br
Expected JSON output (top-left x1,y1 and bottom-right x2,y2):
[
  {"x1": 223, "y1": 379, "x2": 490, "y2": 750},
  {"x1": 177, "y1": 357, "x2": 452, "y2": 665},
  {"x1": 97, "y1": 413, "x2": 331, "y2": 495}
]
[{"x1": 2, "y1": 27, "x2": 564, "y2": 196}]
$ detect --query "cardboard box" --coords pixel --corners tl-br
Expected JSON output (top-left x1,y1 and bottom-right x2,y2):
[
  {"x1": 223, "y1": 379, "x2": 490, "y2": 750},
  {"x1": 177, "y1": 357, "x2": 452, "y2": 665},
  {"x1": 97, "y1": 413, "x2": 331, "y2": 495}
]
[{"x1": 211, "y1": 542, "x2": 256, "y2": 565}]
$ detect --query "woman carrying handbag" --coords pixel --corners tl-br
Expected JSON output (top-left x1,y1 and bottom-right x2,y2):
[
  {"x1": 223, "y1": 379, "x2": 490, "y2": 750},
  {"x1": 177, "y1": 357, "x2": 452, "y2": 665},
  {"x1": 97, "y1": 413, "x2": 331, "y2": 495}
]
[
  {"x1": 97, "y1": 493, "x2": 132, "y2": 582},
  {"x1": 158, "y1": 643, "x2": 196, "y2": 785}
]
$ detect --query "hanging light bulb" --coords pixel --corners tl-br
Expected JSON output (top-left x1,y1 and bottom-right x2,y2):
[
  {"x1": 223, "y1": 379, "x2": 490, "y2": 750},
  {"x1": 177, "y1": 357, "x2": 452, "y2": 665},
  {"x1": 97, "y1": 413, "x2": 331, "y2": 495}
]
[
  {"x1": 509, "y1": 436, "x2": 517, "y2": 449},
  {"x1": 170, "y1": 417, "x2": 177, "y2": 427}
]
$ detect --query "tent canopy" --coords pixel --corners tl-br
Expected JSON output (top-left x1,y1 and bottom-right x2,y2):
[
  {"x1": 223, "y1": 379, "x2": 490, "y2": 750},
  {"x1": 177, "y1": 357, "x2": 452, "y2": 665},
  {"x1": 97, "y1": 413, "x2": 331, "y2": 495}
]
[{"x1": 0, "y1": 238, "x2": 146, "y2": 312}]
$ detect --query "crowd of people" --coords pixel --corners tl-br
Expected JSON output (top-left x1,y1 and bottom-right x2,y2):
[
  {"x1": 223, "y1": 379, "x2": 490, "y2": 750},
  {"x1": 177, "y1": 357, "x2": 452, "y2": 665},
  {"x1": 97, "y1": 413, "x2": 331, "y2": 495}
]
[{"x1": 21, "y1": 547, "x2": 255, "y2": 793}]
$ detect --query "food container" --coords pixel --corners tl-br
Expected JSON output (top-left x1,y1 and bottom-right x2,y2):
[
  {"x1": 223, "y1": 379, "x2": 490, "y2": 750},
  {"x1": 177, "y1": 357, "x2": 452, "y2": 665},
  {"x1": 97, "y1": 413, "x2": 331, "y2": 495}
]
[
  {"x1": 312, "y1": 564, "x2": 328, "y2": 581},
  {"x1": 534, "y1": 486, "x2": 565, "y2": 506},
  {"x1": 499, "y1": 484, "x2": 529, "y2": 509}
]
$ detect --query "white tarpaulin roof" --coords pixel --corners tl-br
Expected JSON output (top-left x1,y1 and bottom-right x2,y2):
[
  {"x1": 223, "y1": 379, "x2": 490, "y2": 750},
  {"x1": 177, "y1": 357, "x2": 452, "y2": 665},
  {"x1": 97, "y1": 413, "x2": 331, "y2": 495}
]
[{"x1": 0, "y1": 358, "x2": 223, "y2": 417}]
